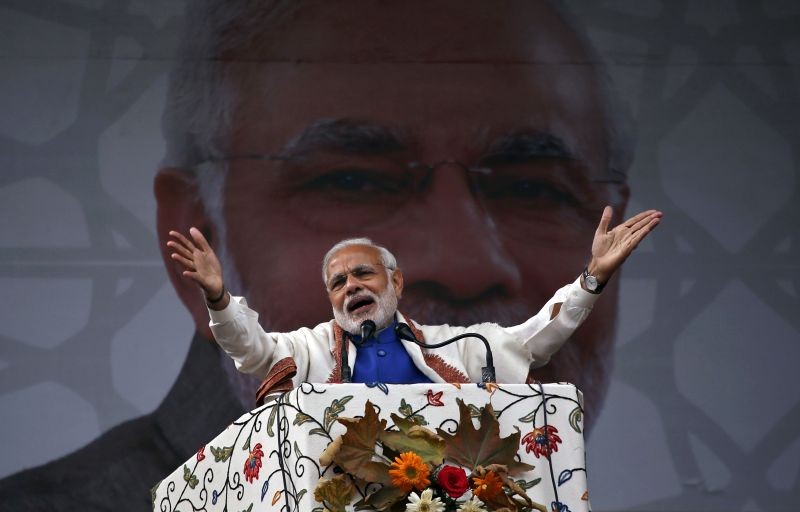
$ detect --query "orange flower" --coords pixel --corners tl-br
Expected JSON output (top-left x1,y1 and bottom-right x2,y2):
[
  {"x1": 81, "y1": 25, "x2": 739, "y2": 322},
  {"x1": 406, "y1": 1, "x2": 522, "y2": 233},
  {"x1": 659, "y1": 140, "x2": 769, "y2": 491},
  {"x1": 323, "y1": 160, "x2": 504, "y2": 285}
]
[
  {"x1": 472, "y1": 470, "x2": 503, "y2": 500},
  {"x1": 388, "y1": 452, "x2": 431, "y2": 492}
]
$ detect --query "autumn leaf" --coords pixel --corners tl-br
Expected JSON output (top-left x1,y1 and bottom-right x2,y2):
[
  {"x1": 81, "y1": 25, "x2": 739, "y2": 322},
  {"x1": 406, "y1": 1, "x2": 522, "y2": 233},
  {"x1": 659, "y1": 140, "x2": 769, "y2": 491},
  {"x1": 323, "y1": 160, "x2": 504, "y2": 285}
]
[
  {"x1": 313, "y1": 475, "x2": 355, "y2": 512},
  {"x1": 436, "y1": 399, "x2": 533, "y2": 475},
  {"x1": 380, "y1": 414, "x2": 445, "y2": 464},
  {"x1": 319, "y1": 436, "x2": 343, "y2": 467},
  {"x1": 354, "y1": 485, "x2": 407, "y2": 512},
  {"x1": 333, "y1": 401, "x2": 391, "y2": 485}
]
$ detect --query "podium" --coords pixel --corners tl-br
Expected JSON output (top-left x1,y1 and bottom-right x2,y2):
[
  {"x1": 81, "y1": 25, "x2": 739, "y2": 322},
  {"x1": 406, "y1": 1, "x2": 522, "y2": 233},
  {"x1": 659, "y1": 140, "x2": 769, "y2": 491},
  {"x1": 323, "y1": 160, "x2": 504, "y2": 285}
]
[{"x1": 152, "y1": 383, "x2": 591, "y2": 511}]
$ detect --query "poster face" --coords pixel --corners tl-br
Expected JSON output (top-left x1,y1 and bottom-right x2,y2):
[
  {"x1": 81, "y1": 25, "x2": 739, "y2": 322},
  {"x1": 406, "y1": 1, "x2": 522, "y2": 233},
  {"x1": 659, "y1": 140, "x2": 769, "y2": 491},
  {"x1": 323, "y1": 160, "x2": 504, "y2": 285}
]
[{"x1": 1, "y1": 0, "x2": 798, "y2": 509}]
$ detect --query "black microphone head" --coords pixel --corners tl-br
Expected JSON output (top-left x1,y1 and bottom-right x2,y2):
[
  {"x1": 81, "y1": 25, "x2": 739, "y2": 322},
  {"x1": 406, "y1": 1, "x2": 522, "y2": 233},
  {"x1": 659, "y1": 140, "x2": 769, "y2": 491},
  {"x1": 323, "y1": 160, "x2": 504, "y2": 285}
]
[
  {"x1": 395, "y1": 322, "x2": 419, "y2": 343},
  {"x1": 360, "y1": 319, "x2": 376, "y2": 341}
]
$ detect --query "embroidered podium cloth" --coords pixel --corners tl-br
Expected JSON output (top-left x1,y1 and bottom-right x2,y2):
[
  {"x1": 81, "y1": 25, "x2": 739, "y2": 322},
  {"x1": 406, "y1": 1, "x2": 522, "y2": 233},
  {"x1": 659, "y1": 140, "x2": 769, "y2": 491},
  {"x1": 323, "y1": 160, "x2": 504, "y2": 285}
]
[{"x1": 152, "y1": 383, "x2": 591, "y2": 511}]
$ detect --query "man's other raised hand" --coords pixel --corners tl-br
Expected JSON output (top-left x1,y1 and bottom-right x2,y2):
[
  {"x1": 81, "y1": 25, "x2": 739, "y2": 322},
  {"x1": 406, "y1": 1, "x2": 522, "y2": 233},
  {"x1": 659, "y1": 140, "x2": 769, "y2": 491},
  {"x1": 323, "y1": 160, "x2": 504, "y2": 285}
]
[
  {"x1": 588, "y1": 206, "x2": 663, "y2": 284},
  {"x1": 167, "y1": 227, "x2": 228, "y2": 308}
]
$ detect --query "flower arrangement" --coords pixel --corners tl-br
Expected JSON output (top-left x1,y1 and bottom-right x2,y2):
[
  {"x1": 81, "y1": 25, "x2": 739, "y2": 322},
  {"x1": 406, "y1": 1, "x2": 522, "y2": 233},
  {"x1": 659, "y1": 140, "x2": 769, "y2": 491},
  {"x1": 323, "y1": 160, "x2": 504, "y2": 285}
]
[{"x1": 314, "y1": 399, "x2": 549, "y2": 512}]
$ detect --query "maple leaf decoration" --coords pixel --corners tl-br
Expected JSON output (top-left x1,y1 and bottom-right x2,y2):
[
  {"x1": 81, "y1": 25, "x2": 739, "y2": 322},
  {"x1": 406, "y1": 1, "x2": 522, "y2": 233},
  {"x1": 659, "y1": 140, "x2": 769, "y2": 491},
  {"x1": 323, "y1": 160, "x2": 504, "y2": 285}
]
[
  {"x1": 436, "y1": 399, "x2": 534, "y2": 475},
  {"x1": 332, "y1": 401, "x2": 392, "y2": 485}
]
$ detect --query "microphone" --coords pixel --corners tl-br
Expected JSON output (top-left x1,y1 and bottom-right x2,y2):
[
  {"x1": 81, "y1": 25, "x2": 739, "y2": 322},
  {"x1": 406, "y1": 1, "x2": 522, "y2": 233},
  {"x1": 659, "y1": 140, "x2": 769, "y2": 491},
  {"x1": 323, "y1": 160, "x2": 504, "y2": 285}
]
[
  {"x1": 360, "y1": 319, "x2": 376, "y2": 343},
  {"x1": 395, "y1": 323, "x2": 496, "y2": 383},
  {"x1": 341, "y1": 320, "x2": 377, "y2": 384}
]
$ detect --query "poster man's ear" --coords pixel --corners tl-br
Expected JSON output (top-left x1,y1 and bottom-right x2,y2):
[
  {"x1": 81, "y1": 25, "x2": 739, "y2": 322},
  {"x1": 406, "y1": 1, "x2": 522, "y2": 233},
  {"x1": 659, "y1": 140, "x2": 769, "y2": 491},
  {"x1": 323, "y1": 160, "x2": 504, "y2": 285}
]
[{"x1": 154, "y1": 167, "x2": 217, "y2": 340}]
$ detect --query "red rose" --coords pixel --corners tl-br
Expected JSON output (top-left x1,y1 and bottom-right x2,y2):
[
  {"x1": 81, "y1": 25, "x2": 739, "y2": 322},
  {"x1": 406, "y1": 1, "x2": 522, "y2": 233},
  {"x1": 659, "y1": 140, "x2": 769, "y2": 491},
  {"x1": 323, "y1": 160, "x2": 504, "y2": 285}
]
[{"x1": 436, "y1": 465, "x2": 469, "y2": 498}]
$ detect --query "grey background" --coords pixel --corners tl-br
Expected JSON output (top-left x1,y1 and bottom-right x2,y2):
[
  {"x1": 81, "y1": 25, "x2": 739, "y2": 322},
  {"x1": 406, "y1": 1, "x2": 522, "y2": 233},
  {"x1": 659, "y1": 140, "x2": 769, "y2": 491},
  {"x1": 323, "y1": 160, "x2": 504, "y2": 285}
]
[{"x1": 0, "y1": 0, "x2": 798, "y2": 510}]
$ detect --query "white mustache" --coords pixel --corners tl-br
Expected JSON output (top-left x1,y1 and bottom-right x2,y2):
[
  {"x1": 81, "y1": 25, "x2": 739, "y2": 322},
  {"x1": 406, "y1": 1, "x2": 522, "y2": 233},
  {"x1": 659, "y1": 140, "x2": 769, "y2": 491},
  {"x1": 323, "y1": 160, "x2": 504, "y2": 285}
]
[{"x1": 344, "y1": 292, "x2": 377, "y2": 311}]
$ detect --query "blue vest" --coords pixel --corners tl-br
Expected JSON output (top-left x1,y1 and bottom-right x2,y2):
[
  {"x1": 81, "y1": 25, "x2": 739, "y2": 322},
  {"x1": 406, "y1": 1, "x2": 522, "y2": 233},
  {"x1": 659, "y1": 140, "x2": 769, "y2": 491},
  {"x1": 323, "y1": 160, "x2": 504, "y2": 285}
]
[{"x1": 351, "y1": 320, "x2": 432, "y2": 385}]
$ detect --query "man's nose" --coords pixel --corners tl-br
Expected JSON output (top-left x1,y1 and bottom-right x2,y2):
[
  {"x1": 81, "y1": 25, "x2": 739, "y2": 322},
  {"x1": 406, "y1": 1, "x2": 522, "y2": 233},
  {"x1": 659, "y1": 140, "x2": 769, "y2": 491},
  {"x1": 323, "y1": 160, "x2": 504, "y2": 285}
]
[
  {"x1": 343, "y1": 274, "x2": 363, "y2": 295},
  {"x1": 399, "y1": 166, "x2": 522, "y2": 300}
]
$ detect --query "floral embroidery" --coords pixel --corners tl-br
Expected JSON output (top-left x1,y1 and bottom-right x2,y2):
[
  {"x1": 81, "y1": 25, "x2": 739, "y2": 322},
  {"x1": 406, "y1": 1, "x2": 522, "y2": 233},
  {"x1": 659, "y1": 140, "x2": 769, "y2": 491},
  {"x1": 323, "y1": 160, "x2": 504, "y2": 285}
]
[
  {"x1": 243, "y1": 443, "x2": 264, "y2": 483},
  {"x1": 154, "y1": 384, "x2": 588, "y2": 512},
  {"x1": 551, "y1": 501, "x2": 571, "y2": 512},
  {"x1": 522, "y1": 425, "x2": 562, "y2": 458},
  {"x1": 426, "y1": 389, "x2": 444, "y2": 406}
]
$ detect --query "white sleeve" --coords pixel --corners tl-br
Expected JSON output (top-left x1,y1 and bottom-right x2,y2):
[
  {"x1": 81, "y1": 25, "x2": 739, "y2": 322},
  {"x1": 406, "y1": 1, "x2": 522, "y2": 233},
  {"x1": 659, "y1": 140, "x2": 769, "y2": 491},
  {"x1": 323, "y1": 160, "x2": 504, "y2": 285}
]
[
  {"x1": 505, "y1": 276, "x2": 600, "y2": 367},
  {"x1": 207, "y1": 295, "x2": 288, "y2": 380}
]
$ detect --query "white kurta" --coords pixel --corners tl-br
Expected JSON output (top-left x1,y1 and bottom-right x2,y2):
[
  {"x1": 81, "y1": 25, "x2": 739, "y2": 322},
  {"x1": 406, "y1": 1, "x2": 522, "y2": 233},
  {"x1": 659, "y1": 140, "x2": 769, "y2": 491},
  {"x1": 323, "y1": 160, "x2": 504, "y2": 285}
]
[{"x1": 208, "y1": 276, "x2": 600, "y2": 387}]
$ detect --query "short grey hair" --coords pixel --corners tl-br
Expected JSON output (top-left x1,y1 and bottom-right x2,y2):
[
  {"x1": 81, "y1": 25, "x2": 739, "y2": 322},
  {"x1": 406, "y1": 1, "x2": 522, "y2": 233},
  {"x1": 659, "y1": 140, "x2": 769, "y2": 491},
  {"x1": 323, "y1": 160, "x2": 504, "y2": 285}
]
[{"x1": 321, "y1": 238, "x2": 398, "y2": 283}]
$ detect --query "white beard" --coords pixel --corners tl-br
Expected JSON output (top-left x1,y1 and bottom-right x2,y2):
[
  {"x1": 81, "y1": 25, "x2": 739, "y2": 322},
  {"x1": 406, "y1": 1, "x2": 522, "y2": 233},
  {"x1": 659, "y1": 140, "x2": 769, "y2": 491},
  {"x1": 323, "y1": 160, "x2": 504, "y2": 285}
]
[{"x1": 332, "y1": 281, "x2": 399, "y2": 334}]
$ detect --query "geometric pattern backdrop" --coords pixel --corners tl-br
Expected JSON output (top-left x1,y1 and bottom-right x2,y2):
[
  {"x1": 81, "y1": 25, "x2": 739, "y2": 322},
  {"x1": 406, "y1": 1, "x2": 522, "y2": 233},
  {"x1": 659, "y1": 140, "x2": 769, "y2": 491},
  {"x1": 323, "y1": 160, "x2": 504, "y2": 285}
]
[{"x1": 0, "y1": 1, "x2": 798, "y2": 510}]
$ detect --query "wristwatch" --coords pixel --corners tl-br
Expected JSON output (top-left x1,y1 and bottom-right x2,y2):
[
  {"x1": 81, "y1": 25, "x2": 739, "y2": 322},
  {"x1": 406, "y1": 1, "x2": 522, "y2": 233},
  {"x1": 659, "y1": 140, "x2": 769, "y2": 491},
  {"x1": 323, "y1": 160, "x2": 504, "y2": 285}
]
[{"x1": 582, "y1": 267, "x2": 606, "y2": 294}]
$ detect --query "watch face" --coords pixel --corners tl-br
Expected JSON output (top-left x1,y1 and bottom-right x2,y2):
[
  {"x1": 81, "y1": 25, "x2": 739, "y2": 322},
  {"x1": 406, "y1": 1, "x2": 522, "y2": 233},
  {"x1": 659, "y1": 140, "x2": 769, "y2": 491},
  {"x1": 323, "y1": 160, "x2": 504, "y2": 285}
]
[{"x1": 586, "y1": 275, "x2": 598, "y2": 290}]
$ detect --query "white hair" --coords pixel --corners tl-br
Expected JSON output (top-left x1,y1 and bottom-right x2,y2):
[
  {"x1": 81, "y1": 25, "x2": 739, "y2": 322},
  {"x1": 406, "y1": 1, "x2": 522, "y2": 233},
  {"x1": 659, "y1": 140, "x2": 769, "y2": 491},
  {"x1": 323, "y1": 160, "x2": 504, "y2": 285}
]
[{"x1": 321, "y1": 238, "x2": 398, "y2": 283}]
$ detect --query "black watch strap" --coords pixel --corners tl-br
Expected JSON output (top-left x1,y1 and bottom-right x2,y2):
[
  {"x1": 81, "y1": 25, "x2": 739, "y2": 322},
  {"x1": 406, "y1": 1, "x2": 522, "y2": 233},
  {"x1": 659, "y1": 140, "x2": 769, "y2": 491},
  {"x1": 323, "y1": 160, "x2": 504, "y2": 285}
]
[{"x1": 582, "y1": 267, "x2": 606, "y2": 294}]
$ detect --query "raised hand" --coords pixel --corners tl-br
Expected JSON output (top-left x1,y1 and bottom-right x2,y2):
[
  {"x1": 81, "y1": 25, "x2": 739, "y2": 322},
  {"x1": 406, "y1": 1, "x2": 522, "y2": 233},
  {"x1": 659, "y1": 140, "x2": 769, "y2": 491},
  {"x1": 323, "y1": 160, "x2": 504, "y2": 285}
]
[
  {"x1": 589, "y1": 206, "x2": 662, "y2": 284},
  {"x1": 167, "y1": 227, "x2": 225, "y2": 302}
]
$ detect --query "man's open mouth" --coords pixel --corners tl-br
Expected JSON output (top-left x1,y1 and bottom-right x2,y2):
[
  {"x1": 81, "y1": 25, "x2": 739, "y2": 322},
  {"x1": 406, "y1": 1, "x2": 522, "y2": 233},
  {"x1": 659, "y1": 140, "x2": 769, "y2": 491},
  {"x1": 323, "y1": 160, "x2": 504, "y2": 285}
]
[{"x1": 347, "y1": 296, "x2": 375, "y2": 315}]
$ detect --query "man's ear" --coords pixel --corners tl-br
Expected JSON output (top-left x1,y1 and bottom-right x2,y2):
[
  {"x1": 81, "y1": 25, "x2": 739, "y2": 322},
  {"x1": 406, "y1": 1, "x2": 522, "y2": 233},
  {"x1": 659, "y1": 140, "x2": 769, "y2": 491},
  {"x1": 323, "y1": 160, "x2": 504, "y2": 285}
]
[
  {"x1": 392, "y1": 268, "x2": 404, "y2": 299},
  {"x1": 155, "y1": 167, "x2": 217, "y2": 340}
]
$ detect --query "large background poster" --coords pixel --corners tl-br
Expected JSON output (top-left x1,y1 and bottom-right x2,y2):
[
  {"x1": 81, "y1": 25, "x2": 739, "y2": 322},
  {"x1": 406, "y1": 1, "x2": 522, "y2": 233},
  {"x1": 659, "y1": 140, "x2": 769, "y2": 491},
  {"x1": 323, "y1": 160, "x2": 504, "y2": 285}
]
[{"x1": 1, "y1": 0, "x2": 798, "y2": 510}]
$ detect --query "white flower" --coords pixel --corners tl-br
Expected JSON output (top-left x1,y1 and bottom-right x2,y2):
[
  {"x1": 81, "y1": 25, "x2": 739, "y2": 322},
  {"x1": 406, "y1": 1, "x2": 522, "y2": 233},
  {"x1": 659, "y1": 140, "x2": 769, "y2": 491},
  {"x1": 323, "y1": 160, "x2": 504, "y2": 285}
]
[
  {"x1": 458, "y1": 496, "x2": 487, "y2": 512},
  {"x1": 406, "y1": 488, "x2": 445, "y2": 512}
]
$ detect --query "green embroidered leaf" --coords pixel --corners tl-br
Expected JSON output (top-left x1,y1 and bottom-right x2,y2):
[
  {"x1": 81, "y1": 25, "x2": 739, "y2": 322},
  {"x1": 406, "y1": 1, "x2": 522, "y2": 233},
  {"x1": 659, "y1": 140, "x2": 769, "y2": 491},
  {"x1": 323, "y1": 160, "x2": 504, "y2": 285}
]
[
  {"x1": 210, "y1": 445, "x2": 234, "y2": 462},
  {"x1": 569, "y1": 406, "x2": 583, "y2": 433},
  {"x1": 240, "y1": 504, "x2": 253, "y2": 512},
  {"x1": 309, "y1": 427, "x2": 328, "y2": 437},
  {"x1": 437, "y1": 399, "x2": 534, "y2": 475},
  {"x1": 380, "y1": 414, "x2": 444, "y2": 464},
  {"x1": 324, "y1": 396, "x2": 353, "y2": 430},
  {"x1": 514, "y1": 477, "x2": 542, "y2": 489},
  {"x1": 182, "y1": 465, "x2": 199, "y2": 489},
  {"x1": 294, "y1": 441, "x2": 303, "y2": 459},
  {"x1": 467, "y1": 403, "x2": 483, "y2": 418},
  {"x1": 332, "y1": 401, "x2": 391, "y2": 485},
  {"x1": 398, "y1": 398, "x2": 413, "y2": 417},
  {"x1": 294, "y1": 412, "x2": 313, "y2": 426},
  {"x1": 296, "y1": 489, "x2": 307, "y2": 503},
  {"x1": 267, "y1": 403, "x2": 279, "y2": 436},
  {"x1": 408, "y1": 414, "x2": 427, "y2": 426},
  {"x1": 518, "y1": 409, "x2": 537, "y2": 424}
]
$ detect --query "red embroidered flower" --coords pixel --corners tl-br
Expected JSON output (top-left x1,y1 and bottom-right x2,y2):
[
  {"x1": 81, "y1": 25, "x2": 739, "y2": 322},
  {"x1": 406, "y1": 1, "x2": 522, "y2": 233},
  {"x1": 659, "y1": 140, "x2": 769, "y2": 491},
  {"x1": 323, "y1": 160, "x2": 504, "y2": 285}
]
[
  {"x1": 243, "y1": 443, "x2": 264, "y2": 483},
  {"x1": 522, "y1": 425, "x2": 562, "y2": 458},
  {"x1": 196, "y1": 445, "x2": 206, "y2": 462},
  {"x1": 426, "y1": 389, "x2": 444, "y2": 407},
  {"x1": 435, "y1": 465, "x2": 469, "y2": 498}
]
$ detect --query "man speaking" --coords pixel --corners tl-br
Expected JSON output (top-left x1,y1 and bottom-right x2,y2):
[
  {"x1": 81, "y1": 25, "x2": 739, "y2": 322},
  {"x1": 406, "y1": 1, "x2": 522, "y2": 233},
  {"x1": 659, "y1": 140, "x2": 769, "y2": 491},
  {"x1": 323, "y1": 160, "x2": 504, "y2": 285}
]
[{"x1": 168, "y1": 206, "x2": 660, "y2": 393}]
